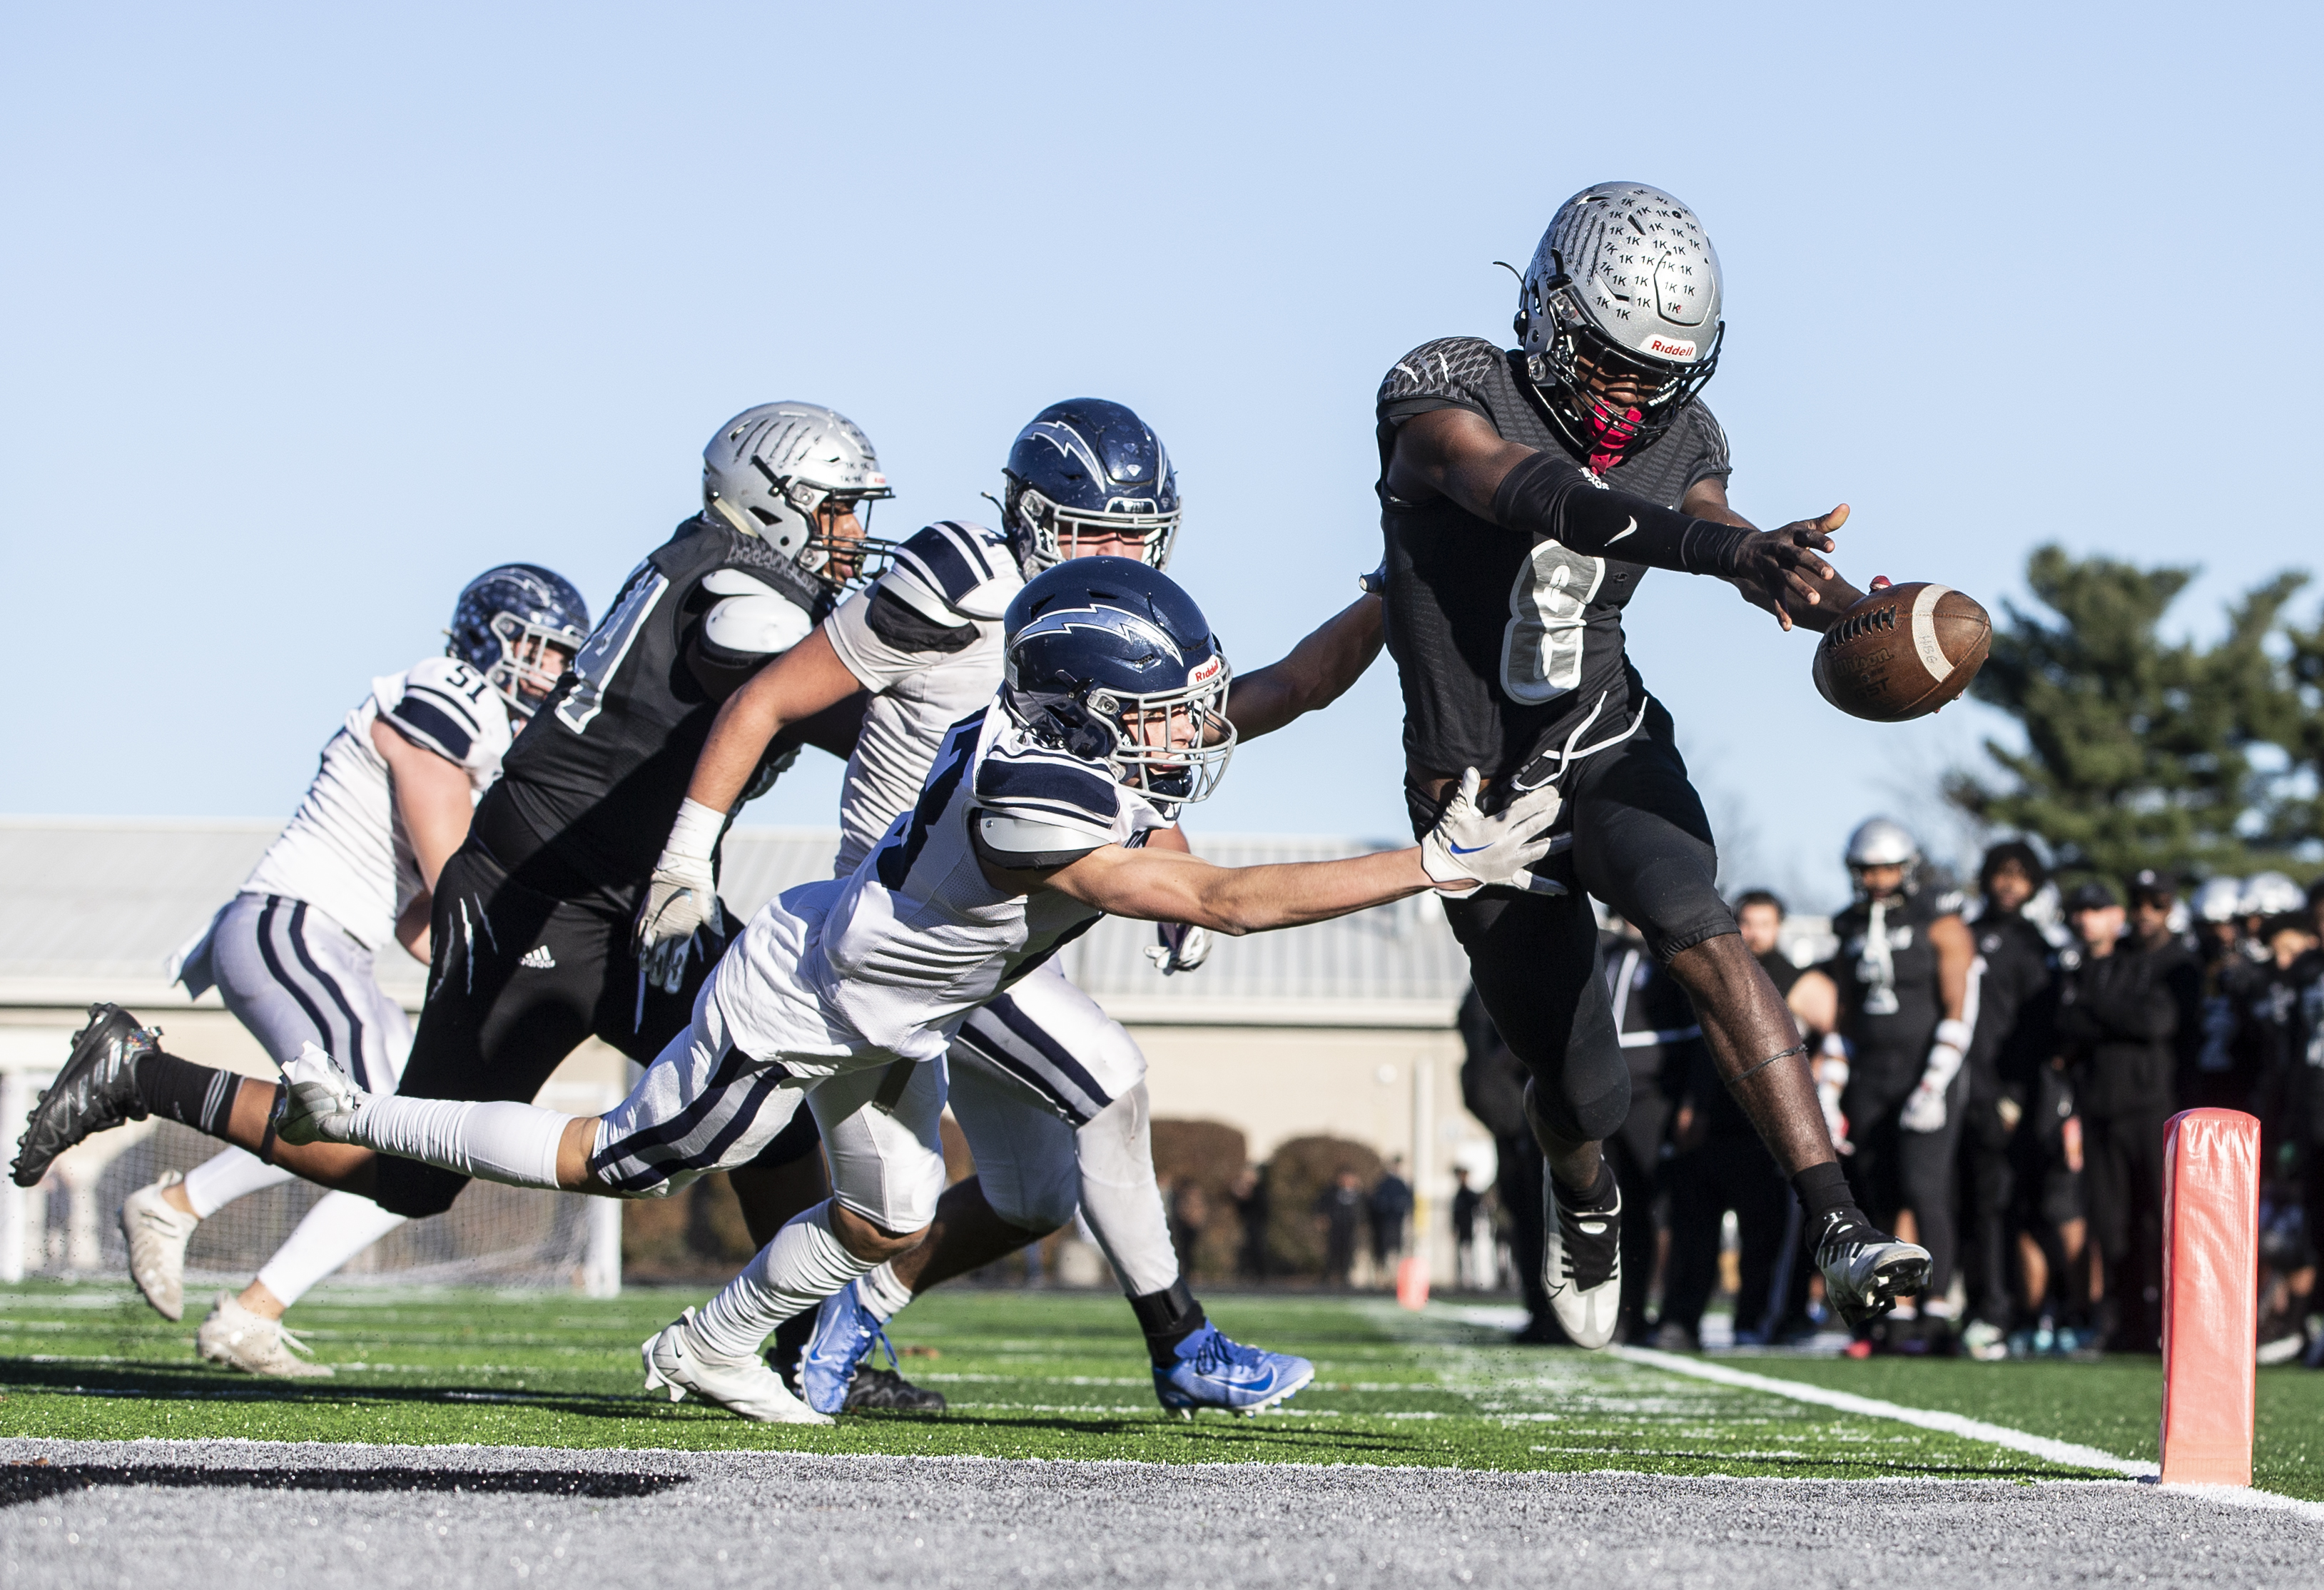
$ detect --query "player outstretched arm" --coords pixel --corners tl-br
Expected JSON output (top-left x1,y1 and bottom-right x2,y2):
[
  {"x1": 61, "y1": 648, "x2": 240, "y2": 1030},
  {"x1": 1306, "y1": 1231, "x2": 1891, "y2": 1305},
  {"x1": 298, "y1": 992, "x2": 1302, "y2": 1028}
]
[
  {"x1": 1222, "y1": 592, "x2": 1384, "y2": 743},
  {"x1": 1387, "y1": 405, "x2": 1852, "y2": 632},
  {"x1": 984, "y1": 767, "x2": 1561, "y2": 935}
]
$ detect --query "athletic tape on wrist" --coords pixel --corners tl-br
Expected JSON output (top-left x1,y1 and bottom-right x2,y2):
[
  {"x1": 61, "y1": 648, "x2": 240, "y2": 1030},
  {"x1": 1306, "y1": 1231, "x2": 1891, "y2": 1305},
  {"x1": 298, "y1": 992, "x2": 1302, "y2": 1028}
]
[{"x1": 1724, "y1": 1042, "x2": 1808, "y2": 1090}]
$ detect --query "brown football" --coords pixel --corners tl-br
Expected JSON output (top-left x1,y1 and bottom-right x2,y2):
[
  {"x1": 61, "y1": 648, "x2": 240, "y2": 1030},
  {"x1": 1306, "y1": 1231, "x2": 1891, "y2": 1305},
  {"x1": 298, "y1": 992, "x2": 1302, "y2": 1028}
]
[{"x1": 1812, "y1": 582, "x2": 1992, "y2": 722}]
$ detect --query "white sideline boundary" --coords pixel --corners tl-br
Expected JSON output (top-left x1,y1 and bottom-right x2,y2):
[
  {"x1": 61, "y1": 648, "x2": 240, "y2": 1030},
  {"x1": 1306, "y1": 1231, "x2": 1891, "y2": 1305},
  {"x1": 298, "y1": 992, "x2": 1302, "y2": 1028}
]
[{"x1": 1613, "y1": 1345, "x2": 2160, "y2": 1479}]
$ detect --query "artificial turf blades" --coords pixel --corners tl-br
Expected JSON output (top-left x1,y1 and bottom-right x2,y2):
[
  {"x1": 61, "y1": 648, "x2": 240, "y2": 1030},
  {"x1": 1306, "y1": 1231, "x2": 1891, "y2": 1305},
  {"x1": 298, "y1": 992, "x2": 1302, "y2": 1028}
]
[{"x1": 3, "y1": 1281, "x2": 2316, "y2": 1497}]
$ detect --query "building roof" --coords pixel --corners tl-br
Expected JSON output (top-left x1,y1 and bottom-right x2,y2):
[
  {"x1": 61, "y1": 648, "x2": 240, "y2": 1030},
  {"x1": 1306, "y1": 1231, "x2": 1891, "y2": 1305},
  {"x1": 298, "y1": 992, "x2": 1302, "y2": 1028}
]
[{"x1": 0, "y1": 819, "x2": 1472, "y2": 1025}]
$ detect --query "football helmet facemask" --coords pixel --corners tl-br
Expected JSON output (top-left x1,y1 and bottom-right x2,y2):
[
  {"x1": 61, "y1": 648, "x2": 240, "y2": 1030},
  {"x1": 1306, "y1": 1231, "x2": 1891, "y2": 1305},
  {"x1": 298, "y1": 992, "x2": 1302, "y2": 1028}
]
[
  {"x1": 1515, "y1": 183, "x2": 1724, "y2": 467},
  {"x1": 703, "y1": 402, "x2": 898, "y2": 591},
  {"x1": 447, "y1": 564, "x2": 591, "y2": 716},
  {"x1": 1002, "y1": 557, "x2": 1233, "y2": 806},
  {"x1": 1000, "y1": 399, "x2": 1180, "y2": 577}
]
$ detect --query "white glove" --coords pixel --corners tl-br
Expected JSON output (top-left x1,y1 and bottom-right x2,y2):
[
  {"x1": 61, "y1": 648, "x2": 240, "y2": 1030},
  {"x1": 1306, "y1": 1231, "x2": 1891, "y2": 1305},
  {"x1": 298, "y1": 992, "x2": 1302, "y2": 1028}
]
[
  {"x1": 1900, "y1": 1019, "x2": 1969, "y2": 1135},
  {"x1": 1145, "y1": 923, "x2": 1212, "y2": 976},
  {"x1": 634, "y1": 798, "x2": 726, "y2": 995},
  {"x1": 1419, "y1": 769, "x2": 1564, "y2": 894}
]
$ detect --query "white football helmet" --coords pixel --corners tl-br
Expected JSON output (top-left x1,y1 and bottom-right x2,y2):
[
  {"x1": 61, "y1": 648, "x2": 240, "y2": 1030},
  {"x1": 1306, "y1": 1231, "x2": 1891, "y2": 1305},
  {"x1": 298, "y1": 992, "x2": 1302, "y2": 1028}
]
[
  {"x1": 2238, "y1": 871, "x2": 2306, "y2": 919},
  {"x1": 2191, "y1": 876, "x2": 2245, "y2": 925},
  {"x1": 1516, "y1": 183, "x2": 1724, "y2": 459},
  {"x1": 702, "y1": 402, "x2": 896, "y2": 589}
]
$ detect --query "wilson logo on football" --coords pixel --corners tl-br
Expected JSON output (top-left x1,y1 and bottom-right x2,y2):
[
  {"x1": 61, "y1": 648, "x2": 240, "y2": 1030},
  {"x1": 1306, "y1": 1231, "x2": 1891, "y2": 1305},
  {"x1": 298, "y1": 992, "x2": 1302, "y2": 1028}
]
[{"x1": 1645, "y1": 335, "x2": 1699, "y2": 361}]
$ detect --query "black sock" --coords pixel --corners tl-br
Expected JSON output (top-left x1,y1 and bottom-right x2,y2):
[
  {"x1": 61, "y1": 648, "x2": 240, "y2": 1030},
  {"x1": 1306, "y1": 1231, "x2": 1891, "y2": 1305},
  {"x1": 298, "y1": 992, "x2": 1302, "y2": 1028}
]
[
  {"x1": 1790, "y1": 1160, "x2": 1864, "y2": 1234},
  {"x1": 138, "y1": 1050, "x2": 243, "y2": 1138},
  {"x1": 1128, "y1": 1278, "x2": 1206, "y2": 1367},
  {"x1": 1552, "y1": 1158, "x2": 1617, "y2": 1211}
]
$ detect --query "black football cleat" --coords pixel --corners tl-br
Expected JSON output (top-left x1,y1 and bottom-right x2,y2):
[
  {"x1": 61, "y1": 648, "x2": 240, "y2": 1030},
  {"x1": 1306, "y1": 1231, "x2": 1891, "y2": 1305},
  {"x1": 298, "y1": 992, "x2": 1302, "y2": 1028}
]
[
  {"x1": 842, "y1": 1364, "x2": 948, "y2": 1414},
  {"x1": 12, "y1": 1004, "x2": 158, "y2": 1188},
  {"x1": 1812, "y1": 1210, "x2": 1932, "y2": 1330}
]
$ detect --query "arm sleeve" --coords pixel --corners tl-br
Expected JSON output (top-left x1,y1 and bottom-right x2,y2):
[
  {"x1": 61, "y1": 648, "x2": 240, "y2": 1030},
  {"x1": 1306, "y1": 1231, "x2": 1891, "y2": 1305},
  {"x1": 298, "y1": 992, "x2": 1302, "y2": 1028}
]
[{"x1": 1490, "y1": 450, "x2": 1754, "y2": 575}]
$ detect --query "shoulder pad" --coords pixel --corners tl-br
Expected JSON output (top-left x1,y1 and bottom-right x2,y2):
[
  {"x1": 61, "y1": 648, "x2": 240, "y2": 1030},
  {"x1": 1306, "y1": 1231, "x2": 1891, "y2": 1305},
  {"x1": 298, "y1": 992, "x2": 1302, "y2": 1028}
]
[
  {"x1": 1378, "y1": 338, "x2": 1506, "y2": 410},
  {"x1": 703, "y1": 592, "x2": 814, "y2": 657},
  {"x1": 384, "y1": 657, "x2": 493, "y2": 764},
  {"x1": 883, "y1": 521, "x2": 1020, "y2": 623},
  {"x1": 973, "y1": 742, "x2": 1119, "y2": 831},
  {"x1": 713, "y1": 531, "x2": 834, "y2": 619},
  {"x1": 971, "y1": 811, "x2": 1108, "y2": 871}
]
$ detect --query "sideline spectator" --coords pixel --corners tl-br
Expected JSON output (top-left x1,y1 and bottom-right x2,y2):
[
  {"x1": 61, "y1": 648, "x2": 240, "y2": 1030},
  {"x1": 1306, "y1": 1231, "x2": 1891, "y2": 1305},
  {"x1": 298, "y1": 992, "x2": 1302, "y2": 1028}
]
[
  {"x1": 1451, "y1": 1167, "x2": 1483, "y2": 1289},
  {"x1": 1812, "y1": 820, "x2": 1977, "y2": 1353},
  {"x1": 1660, "y1": 891, "x2": 1797, "y2": 1349},
  {"x1": 1169, "y1": 1178, "x2": 1210, "y2": 1279},
  {"x1": 2057, "y1": 878, "x2": 2178, "y2": 1352},
  {"x1": 1232, "y1": 1165, "x2": 1270, "y2": 1281},
  {"x1": 1600, "y1": 915, "x2": 1693, "y2": 1345},
  {"x1": 1369, "y1": 1157, "x2": 1414, "y2": 1276},
  {"x1": 1459, "y1": 986, "x2": 1554, "y2": 1340},
  {"x1": 1316, "y1": 1171, "x2": 1362, "y2": 1287},
  {"x1": 1958, "y1": 841, "x2": 2064, "y2": 1360}
]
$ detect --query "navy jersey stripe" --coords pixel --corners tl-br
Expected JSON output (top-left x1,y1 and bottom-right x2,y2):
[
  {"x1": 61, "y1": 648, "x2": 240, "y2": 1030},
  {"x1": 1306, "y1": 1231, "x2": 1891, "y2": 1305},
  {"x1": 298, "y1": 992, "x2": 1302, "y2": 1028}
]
[
  {"x1": 385, "y1": 694, "x2": 475, "y2": 761},
  {"x1": 896, "y1": 524, "x2": 985, "y2": 607},
  {"x1": 973, "y1": 753, "x2": 1120, "y2": 824}
]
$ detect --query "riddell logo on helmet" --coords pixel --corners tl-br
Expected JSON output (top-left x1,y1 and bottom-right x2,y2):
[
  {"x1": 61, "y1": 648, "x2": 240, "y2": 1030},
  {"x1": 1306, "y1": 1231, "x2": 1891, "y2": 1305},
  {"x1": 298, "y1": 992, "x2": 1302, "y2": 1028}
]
[
  {"x1": 1645, "y1": 335, "x2": 1698, "y2": 361},
  {"x1": 1188, "y1": 656, "x2": 1224, "y2": 686}
]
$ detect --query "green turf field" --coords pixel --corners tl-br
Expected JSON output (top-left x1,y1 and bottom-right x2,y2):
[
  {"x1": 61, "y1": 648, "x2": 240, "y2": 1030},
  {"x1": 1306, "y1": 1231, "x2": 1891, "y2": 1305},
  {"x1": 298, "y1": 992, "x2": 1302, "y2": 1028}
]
[{"x1": 3, "y1": 1282, "x2": 2318, "y2": 1498}]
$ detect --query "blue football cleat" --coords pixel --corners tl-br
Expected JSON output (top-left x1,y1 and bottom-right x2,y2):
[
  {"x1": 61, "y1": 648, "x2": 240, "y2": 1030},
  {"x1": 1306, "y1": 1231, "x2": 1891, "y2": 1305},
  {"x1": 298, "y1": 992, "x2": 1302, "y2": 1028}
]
[
  {"x1": 1152, "y1": 1323, "x2": 1314, "y2": 1417},
  {"x1": 798, "y1": 1281, "x2": 890, "y2": 1414}
]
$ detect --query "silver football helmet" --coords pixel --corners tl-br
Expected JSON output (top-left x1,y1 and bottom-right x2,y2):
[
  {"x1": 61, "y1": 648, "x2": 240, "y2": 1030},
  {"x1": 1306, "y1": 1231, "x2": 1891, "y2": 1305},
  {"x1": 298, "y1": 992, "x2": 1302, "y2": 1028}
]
[
  {"x1": 1845, "y1": 819, "x2": 1921, "y2": 895},
  {"x1": 1516, "y1": 183, "x2": 1724, "y2": 460},
  {"x1": 702, "y1": 402, "x2": 897, "y2": 589},
  {"x1": 2238, "y1": 871, "x2": 2306, "y2": 919},
  {"x1": 2191, "y1": 876, "x2": 2245, "y2": 925}
]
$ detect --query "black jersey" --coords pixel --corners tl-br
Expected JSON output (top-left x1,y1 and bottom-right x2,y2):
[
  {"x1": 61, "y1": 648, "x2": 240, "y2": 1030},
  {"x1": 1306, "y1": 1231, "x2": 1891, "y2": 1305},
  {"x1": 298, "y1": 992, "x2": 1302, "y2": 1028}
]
[
  {"x1": 1373, "y1": 336, "x2": 1732, "y2": 781},
  {"x1": 479, "y1": 515, "x2": 833, "y2": 897},
  {"x1": 1826, "y1": 883, "x2": 1965, "y2": 1073},
  {"x1": 1966, "y1": 907, "x2": 2061, "y2": 1092}
]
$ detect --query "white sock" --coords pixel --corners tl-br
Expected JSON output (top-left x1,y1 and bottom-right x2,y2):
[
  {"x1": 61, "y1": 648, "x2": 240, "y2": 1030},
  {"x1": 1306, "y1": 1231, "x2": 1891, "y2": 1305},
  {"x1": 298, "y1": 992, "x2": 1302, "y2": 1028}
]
[
  {"x1": 858, "y1": 1261, "x2": 914, "y2": 1322},
  {"x1": 345, "y1": 1095, "x2": 572, "y2": 1189},
  {"x1": 253, "y1": 1191, "x2": 408, "y2": 1307},
  {"x1": 1074, "y1": 1084, "x2": 1181, "y2": 1298},
  {"x1": 689, "y1": 1200, "x2": 876, "y2": 1360},
  {"x1": 181, "y1": 1147, "x2": 296, "y2": 1219}
]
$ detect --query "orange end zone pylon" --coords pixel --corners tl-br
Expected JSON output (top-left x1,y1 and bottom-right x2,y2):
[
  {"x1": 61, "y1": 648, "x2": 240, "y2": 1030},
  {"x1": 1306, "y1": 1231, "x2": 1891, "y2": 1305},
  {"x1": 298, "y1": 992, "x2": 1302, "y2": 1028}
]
[{"x1": 2158, "y1": 1108, "x2": 2260, "y2": 1487}]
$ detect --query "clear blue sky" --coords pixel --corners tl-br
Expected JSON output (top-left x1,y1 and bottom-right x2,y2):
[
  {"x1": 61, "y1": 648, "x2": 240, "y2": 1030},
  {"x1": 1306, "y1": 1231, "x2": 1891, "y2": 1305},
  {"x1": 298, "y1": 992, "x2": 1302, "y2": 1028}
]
[{"x1": 5, "y1": 2, "x2": 2317, "y2": 911}]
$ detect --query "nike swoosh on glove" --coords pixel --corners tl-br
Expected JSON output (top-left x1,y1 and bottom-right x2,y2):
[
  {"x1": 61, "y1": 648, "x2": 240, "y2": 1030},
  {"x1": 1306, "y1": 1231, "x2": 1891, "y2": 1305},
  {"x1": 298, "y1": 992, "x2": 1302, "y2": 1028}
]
[
  {"x1": 634, "y1": 854, "x2": 722, "y2": 996},
  {"x1": 1419, "y1": 769, "x2": 1564, "y2": 894}
]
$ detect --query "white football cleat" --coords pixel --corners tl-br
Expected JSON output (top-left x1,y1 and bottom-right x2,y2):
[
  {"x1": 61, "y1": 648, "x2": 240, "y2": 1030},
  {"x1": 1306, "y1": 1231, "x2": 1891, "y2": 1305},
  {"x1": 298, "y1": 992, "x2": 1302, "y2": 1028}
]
[
  {"x1": 1543, "y1": 1172, "x2": 1623, "y2": 1350},
  {"x1": 120, "y1": 1171, "x2": 200, "y2": 1322},
  {"x1": 642, "y1": 1307, "x2": 832, "y2": 1425},
  {"x1": 196, "y1": 1290, "x2": 333, "y2": 1378},
  {"x1": 275, "y1": 1042, "x2": 365, "y2": 1146}
]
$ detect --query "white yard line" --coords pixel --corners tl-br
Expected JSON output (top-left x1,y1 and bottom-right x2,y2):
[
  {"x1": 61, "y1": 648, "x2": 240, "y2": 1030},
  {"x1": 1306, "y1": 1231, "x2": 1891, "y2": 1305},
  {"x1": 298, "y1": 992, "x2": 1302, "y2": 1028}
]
[{"x1": 1613, "y1": 1345, "x2": 2158, "y2": 1477}]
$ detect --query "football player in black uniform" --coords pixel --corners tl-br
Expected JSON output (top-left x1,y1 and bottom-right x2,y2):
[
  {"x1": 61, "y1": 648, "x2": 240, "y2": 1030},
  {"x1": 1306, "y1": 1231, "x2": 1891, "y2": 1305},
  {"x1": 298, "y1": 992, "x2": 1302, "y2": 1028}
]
[
  {"x1": 1371, "y1": 181, "x2": 1928, "y2": 1346},
  {"x1": 14, "y1": 403, "x2": 876, "y2": 1234}
]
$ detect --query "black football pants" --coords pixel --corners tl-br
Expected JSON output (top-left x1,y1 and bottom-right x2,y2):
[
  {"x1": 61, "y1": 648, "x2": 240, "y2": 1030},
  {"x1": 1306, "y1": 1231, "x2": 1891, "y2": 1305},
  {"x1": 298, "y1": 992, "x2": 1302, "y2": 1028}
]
[
  {"x1": 370, "y1": 838, "x2": 729, "y2": 1219},
  {"x1": 1419, "y1": 699, "x2": 1735, "y2": 1148}
]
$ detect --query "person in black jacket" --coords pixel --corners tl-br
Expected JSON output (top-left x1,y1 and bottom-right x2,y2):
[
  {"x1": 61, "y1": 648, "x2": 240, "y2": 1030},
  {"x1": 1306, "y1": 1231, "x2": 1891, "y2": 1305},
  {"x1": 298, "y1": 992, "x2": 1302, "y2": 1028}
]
[
  {"x1": 2056, "y1": 879, "x2": 2181, "y2": 1352},
  {"x1": 1957, "y1": 842, "x2": 2062, "y2": 1359}
]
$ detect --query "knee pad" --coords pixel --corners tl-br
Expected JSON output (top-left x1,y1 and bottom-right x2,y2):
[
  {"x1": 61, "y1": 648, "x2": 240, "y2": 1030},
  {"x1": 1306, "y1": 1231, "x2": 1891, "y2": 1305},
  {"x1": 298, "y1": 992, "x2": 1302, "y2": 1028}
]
[
  {"x1": 1528, "y1": 1069, "x2": 1631, "y2": 1149},
  {"x1": 368, "y1": 1158, "x2": 467, "y2": 1220}
]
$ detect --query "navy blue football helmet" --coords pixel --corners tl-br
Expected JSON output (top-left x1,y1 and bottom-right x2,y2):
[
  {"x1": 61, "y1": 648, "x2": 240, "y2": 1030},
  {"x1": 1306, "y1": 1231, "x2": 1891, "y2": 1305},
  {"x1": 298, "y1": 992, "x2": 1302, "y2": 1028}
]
[
  {"x1": 1002, "y1": 557, "x2": 1234, "y2": 805},
  {"x1": 447, "y1": 564, "x2": 590, "y2": 716},
  {"x1": 999, "y1": 399, "x2": 1180, "y2": 577}
]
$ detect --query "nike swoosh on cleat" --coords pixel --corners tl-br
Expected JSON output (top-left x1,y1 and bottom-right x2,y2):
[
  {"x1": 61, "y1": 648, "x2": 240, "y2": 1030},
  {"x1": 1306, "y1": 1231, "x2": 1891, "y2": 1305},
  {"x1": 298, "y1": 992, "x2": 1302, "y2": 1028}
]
[{"x1": 1608, "y1": 517, "x2": 1637, "y2": 544}]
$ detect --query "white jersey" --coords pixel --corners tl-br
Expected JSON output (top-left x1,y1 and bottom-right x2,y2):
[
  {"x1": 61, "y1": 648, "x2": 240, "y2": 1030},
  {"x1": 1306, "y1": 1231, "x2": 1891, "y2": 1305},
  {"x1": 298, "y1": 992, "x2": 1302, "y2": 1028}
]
[
  {"x1": 822, "y1": 520, "x2": 1019, "y2": 875},
  {"x1": 240, "y1": 657, "x2": 514, "y2": 948},
  {"x1": 711, "y1": 701, "x2": 1170, "y2": 1069}
]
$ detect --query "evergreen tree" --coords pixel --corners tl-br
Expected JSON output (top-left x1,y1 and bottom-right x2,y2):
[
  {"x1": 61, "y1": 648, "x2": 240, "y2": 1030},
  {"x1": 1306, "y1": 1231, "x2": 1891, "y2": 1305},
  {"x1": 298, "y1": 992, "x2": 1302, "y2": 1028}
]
[{"x1": 1947, "y1": 545, "x2": 2316, "y2": 882}]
